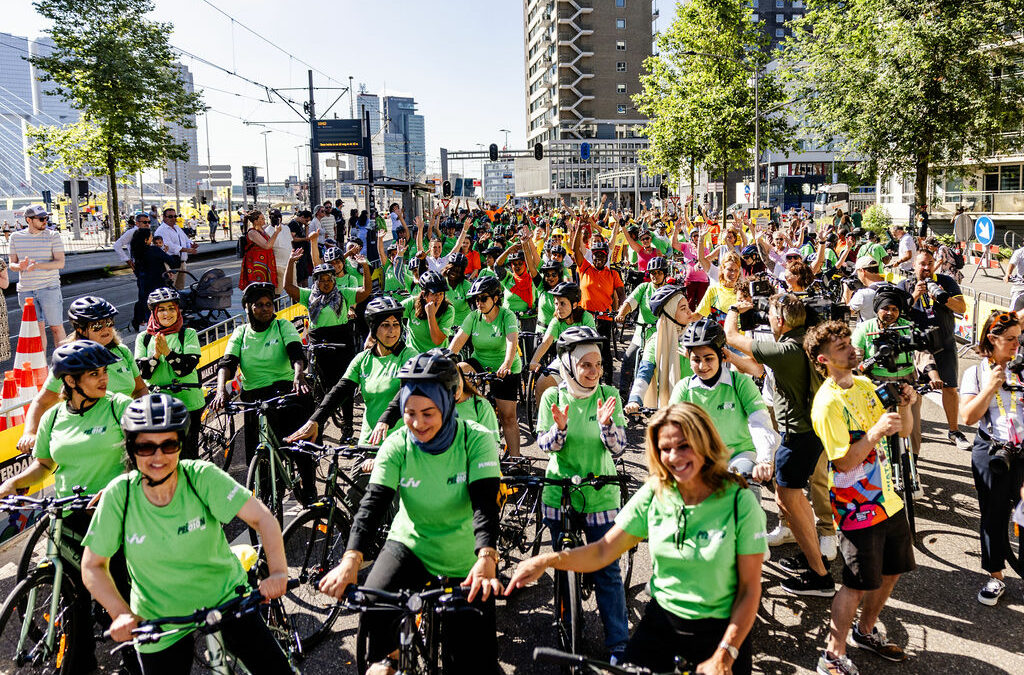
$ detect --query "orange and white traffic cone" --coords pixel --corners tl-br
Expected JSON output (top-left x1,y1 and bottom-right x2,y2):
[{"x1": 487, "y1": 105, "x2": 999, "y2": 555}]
[
  {"x1": 18, "y1": 363, "x2": 39, "y2": 414},
  {"x1": 13, "y1": 298, "x2": 48, "y2": 386},
  {"x1": 1, "y1": 371, "x2": 25, "y2": 430}
]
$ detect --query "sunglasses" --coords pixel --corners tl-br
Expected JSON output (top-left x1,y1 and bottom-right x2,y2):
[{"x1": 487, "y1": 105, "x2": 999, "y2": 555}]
[
  {"x1": 88, "y1": 319, "x2": 116, "y2": 330},
  {"x1": 674, "y1": 504, "x2": 689, "y2": 553},
  {"x1": 133, "y1": 439, "x2": 181, "y2": 457},
  {"x1": 991, "y1": 311, "x2": 1018, "y2": 327},
  {"x1": 31, "y1": 215, "x2": 49, "y2": 221}
]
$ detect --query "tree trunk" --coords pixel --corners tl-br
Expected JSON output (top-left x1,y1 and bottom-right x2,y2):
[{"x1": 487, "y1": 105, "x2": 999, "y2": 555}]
[
  {"x1": 721, "y1": 161, "x2": 728, "y2": 216},
  {"x1": 914, "y1": 148, "x2": 930, "y2": 223},
  {"x1": 689, "y1": 156, "x2": 696, "y2": 219},
  {"x1": 107, "y1": 152, "x2": 121, "y2": 239}
]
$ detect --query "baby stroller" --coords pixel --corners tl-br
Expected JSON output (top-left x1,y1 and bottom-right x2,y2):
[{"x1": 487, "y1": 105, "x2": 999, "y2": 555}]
[{"x1": 166, "y1": 267, "x2": 234, "y2": 330}]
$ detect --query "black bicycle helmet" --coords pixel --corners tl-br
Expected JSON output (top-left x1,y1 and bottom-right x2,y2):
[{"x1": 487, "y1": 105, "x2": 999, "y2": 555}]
[
  {"x1": 386, "y1": 241, "x2": 399, "y2": 253},
  {"x1": 647, "y1": 256, "x2": 669, "y2": 273},
  {"x1": 146, "y1": 287, "x2": 181, "y2": 310},
  {"x1": 397, "y1": 349, "x2": 460, "y2": 396},
  {"x1": 484, "y1": 245, "x2": 504, "y2": 260},
  {"x1": 121, "y1": 393, "x2": 190, "y2": 436},
  {"x1": 418, "y1": 271, "x2": 449, "y2": 294},
  {"x1": 649, "y1": 284, "x2": 687, "y2": 317},
  {"x1": 241, "y1": 282, "x2": 276, "y2": 305},
  {"x1": 448, "y1": 252, "x2": 469, "y2": 271},
  {"x1": 507, "y1": 250, "x2": 525, "y2": 262},
  {"x1": 323, "y1": 246, "x2": 343, "y2": 263},
  {"x1": 539, "y1": 259, "x2": 563, "y2": 274},
  {"x1": 408, "y1": 257, "x2": 423, "y2": 272},
  {"x1": 741, "y1": 244, "x2": 759, "y2": 259},
  {"x1": 311, "y1": 263, "x2": 335, "y2": 279},
  {"x1": 467, "y1": 275, "x2": 502, "y2": 300},
  {"x1": 365, "y1": 295, "x2": 405, "y2": 329},
  {"x1": 51, "y1": 340, "x2": 119, "y2": 378},
  {"x1": 681, "y1": 318, "x2": 727, "y2": 352},
  {"x1": 67, "y1": 296, "x2": 118, "y2": 327},
  {"x1": 556, "y1": 325, "x2": 605, "y2": 357},
  {"x1": 547, "y1": 245, "x2": 566, "y2": 257},
  {"x1": 591, "y1": 242, "x2": 610, "y2": 254},
  {"x1": 551, "y1": 281, "x2": 582, "y2": 305}
]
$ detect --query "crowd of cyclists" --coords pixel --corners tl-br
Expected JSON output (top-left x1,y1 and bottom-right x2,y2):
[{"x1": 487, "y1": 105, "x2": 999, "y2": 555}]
[{"x1": 0, "y1": 194, "x2": 1021, "y2": 675}]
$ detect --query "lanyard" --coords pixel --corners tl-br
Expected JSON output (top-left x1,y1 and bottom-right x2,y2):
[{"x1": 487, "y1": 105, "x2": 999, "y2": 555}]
[{"x1": 992, "y1": 374, "x2": 1023, "y2": 444}]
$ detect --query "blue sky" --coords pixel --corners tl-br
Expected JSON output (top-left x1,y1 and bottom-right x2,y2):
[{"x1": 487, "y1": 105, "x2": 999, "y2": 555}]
[{"x1": 5, "y1": 0, "x2": 532, "y2": 180}]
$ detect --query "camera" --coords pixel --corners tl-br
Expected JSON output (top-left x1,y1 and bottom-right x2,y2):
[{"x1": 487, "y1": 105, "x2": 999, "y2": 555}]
[
  {"x1": 738, "y1": 281, "x2": 848, "y2": 332},
  {"x1": 874, "y1": 382, "x2": 902, "y2": 412},
  {"x1": 1007, "y1": 354, "x2": 1024, "y2": 376},
  {"x1": 860, "y1": 324, "x2": 943, "y2": 373},
  {"x1": 737, "y1": 275, "x2": 774, "y2": 331},
  {"x1": 989, "y1": 441, "x2": 1023, "y2": 474},
  {"x1": 926, "y1": 281, "x2": 950, "y2": 304}
]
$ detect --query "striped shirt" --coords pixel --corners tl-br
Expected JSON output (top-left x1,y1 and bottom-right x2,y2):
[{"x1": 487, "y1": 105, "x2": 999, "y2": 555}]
[{"x1": 10, "y1": 228, "x2": 63, "y2": 291}]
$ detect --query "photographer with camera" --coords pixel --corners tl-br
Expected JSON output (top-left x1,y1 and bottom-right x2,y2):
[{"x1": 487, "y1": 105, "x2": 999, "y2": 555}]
[
  {"x1": 846, "y1": 257, "x2": 887, "y2": 322},
  {"x1": 899, "y1": 250, "x2": 970, "y2": 451},
  {"x1": 725, "y1": 294, "x2": 836, "y2": 596},
  {"x1": 959, "y1": 310, "x2": 1024, "y2": 606},
  {"x1": 852, "y1": 285, "x2": 943, "y2": 466}
]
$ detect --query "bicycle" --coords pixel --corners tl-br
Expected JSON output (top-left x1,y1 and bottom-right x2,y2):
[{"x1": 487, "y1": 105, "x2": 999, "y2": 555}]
[
  {"x1": 500, "y1": 473, "x2": 633, "y2": 662},
  {"x1": 497, "y1": 465, "x2": 545, "y2": 581},
  {"x1": 524, "y1": 364, "x2": 560, "y2": 440},
  {"x1": 533, "y1": 646, "x2": 694, "y2": 675},
  {"x1": 463, "y1": 370, "x2": 534, "y2": 448},
  {"x1": 107, "y1": 581, "x2": 301, "y2": 675},
  {"x1": 0, "y1": 488, "x2": 95, "y2": 675},
  {"x1": 277, "y1": 440, "x2": 389, "y2": 650},
  {"x1": 305, "y1": 342, "x2": 350, "y2": 437},
  {"x1": 342, "y1": 582, "x2": 479, "y2": 675}
]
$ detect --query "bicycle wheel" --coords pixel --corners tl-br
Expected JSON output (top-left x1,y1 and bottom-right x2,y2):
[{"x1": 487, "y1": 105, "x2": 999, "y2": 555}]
[
  {"x1": 198, "y1": 405, "x2": 238, "y2": 470},
  {"x1": 246, "y1": 452, "x2": 283, "y2": 543},
  {"x1": 0, "y1": 568, "x2": 79, "y2": 675},
  {"x1": 900, "y1": 452, "x2": 916, "y2": 538},
  {"x1": 280, "y1": 506, "x2": 352, "y2": 649},
  {"x1": 497, "y1": 484, "x2": 543, "y2": 577},
  {"x1": 566, "y1": 571, "x2": 584, "y2": 657},
  {"x1": 1007, "y1": 499, "x2": 1024, "y2": 577},
  {"x1": 15, "y1": 519, "x2": 49, "y2": 584}
]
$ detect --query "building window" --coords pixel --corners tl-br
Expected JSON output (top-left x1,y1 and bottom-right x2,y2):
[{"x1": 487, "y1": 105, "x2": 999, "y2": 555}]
[
  {"x1": 617, "y1": 105, "x2": 627, "y2": 114},
  {"x1": 750, "y1": 13, "x2": 759, "y2": 21},
  {"x1": 617, "y1": 83, "x2": 627, "y2": 94},
  {"x1": 776, "y1": 13, "x2": 784, "y2": 22},
  {"x1": 776, "y1": 0, "x2": 784, "y2": 6},
  {"x1": 616, "y1": 0, "x2": 625, "y2": 6},
  {"x1": 616, "y1": 61, "x2": 627, "y2": 72},
  {"x1": 616, "y1": 18, "x2": 626, "y2": 29},
  {"x1": 1000, "y1": 164, "x2": 1022, "y2": 191},
  {"x1": 775, "y1": 28, "x2": 785, "y2": 37},
  {"x1": 616, "y1": 40, "x2": 626, "y2": 51}
]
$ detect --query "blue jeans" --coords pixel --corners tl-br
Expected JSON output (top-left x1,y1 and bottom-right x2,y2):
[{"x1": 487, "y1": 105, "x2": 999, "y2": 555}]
[
  {"x1": 17, "y1": 284, "x2": 63, "y2": 327},
  {"x1": 544, "y1": 517, "x2": 629, "y2": 654}
]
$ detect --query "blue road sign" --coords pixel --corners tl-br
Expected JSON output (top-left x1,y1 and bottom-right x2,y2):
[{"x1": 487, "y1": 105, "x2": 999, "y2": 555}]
[{"x1": 975, "y1": 215, "x2": 994, "y2": 246}]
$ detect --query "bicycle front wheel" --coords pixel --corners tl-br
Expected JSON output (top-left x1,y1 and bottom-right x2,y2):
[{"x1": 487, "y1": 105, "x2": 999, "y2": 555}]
[
  {"x1": 246, "y1": 452, "x2": 284, "y2": 546},
  {"x1": 900, "y1": 452, "x2": 917, "y2": 538},
  {"x1": 0, "y1": 568, "x2": 79, "y2": 675},
  {"x1": 15, "y1": 519, "x2": 49, "y2": 585},
  {"x1": 280, "y1": 506, "x2": 352, "y2": 649},
  {"x1": 198, "y1": 405, "x2": 239, "y2": 470}
]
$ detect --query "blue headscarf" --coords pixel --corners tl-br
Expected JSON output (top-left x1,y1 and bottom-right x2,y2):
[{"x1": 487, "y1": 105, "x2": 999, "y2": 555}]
[{"x1": 398, "y1": 380, "x2": 457, "y2": 455}]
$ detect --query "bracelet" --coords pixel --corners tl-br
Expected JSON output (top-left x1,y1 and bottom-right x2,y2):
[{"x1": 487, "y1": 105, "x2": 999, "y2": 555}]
[
  {"x1": 719, "y1": 641, "x2": 739, "y2": 660},
  {"x1": 477, "y1": 547, "x2": 499, "y2": 564}
]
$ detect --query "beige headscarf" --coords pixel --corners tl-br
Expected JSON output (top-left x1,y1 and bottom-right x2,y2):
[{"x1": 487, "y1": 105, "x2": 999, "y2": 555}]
[{"x1": 646, "y1": 292, "x2": 689, "y2": 408}]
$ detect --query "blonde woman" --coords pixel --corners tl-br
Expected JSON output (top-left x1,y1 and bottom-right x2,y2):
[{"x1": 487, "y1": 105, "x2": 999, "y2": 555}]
[
  {"x1": 624, "y1": 285, "x2": 694, "y2": 411},
  {"x1": 507, "y1": 403, "x2": 767, "y2": 674}
]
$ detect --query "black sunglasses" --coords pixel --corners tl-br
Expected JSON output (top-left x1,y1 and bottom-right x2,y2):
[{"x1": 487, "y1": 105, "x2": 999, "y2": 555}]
[{"x1": 132, "y1": 439, "x2": 181, "y2": 457}]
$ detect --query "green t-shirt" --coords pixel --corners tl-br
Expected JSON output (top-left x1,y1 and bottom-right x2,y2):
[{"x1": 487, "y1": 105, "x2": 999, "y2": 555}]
[
  {"x1": 500, "y1": 274, "x2": 534, "y2": 314},
  {"x1": 627, "y1": 282, "x2": 659, "y2": 330},
  {"x1": 852, "y1": 318, "x2": 915, "y2": 379},
  {"x1": 134, "y1": 330, "x2": 204, "y2": 411},
  {"x1": 749, "y1": 327, "x2": 815, "y2": 435},
  {"x1": 383, "y1": 258, "x2": 406, "y2": 296},
  {"x1": 616, "y1": 481, "x2": 767, "y2": 620},
  {"x1": 537, "y1": 384, "x2": 624, "y2": 513},
  {"x1": 34, "y1": 393, "x2": 133, "y2": 498},
  {"x1": 478, "y1": 267, "x2": 497, "y2": 279},
  {"x1": 369, "y1": 421, "x2": 501, "y2": 577},
  {"x1": 224, "y1": 319, "x2": 301, "y2": 391},
  {"x1": 459, "y1": 306, "x2": 522, "y2": 373},
  {"x1": 544, "y1": 311, "x2": 596, "y2": 343},
  {"x1": 456, "y1": 395, "x2": 500, "y2": 450},
  {"x1": 640, "y1": 336, "x2": 695, "y2": 379},
  {"x1": 441, "y1": 237, "x2": 458, "y2": 256},
  {"x1": 44, "y1": 343, "x2": 139, "y2": 397},
  {"x1": 536, "y1": 285, "x2": 557, "y2": 329},
  {"x1": 343, "y1": 345, "x2": 419, "y2": 444},
  {"x1": 298, "y1": 286, "x2": 358, "y2": 329},
  {"x1": 448, "y1": 278, "x2": 473, "y2": 327},
  {"x1": 651, "y1": 237, "x2": 670, "y2": 255},
  {"x1": 83, "y1": 460, "x2": 250, "y2": 653},
  {"x1": 402, "y1": 296, "x2": 455, "y2": 355},
  {"x1": 668, "y1": 371, "x2": 764, "y2": 458},
  {"x1": 858, "y1": 242, "x2": 887, "y2": 269}
]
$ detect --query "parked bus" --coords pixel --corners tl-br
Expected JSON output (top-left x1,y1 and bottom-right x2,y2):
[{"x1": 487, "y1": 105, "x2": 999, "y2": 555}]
[{"x1": 813, "y1": 183, "x2": 876, "y2": 219}]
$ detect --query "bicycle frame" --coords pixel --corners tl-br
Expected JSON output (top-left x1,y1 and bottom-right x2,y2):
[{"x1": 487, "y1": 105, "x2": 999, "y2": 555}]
[{"x1": 23, "y1": 516, "x2": 67, "y2": 660}]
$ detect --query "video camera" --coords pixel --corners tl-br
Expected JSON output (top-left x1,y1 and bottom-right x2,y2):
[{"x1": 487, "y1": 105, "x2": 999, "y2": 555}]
[
  {"x1": 738, "y1": 276, "x2": 849, "y2": 332},
  {"x1": 860, "y1": 324, "x2": 944, "y2": 373}
]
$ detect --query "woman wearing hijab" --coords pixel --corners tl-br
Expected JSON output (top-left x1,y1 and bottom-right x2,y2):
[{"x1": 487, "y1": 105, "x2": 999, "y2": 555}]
[
  {"x1": 625, "y1": 285, "x2": 695, "y2": 412},
  {"x1": 317, "y1": 350, "x2": 502, "y2": 673},
  {"x1": 535, "y1": 326, "x2": 630, "y2": 663}
]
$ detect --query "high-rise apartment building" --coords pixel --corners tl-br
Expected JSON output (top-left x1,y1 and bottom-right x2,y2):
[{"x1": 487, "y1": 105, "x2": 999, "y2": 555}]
[
  {"x1": 383, "y1": 95, "x2": 426, "y2": 181},
  {"x1": 161, "y1": 63, "x2": 199, "y2": 194},
  {"x1": 519, "y1": 0, "x2": 663, "y2": 204},
  {"x1": 356, "y1": 87, "x2": 384, "y2": 182}
]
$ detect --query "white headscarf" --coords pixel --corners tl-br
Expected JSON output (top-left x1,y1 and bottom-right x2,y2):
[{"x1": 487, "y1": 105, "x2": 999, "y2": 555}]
[{"x1": 557, "y1": 343, "x2": 602, "y2": 399}]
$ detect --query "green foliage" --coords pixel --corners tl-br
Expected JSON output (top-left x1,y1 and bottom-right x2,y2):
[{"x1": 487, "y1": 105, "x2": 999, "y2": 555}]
[
  {"x1": 780, "y1": 0, "x2": 1024, "y2": 208},
  {"x1": 862, "y1": 204, "x2": 893, "y2": 235},
  {"x1": 26, "y1": 0, "x2": 204, "y2": 231},
  {"x1": 633, "y1": 0, "x2": 795, "y2": 181}
]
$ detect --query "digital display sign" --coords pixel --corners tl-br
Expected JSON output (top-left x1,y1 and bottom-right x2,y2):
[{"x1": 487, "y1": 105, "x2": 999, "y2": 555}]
[{"x1": 312, "y1": 119, "x2": 369, "y2": 156}]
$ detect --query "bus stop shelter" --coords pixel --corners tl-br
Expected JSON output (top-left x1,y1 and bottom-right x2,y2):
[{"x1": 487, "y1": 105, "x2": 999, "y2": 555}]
[{"x1": 346, "y1": 178, "x2": 436, "y2": 221}]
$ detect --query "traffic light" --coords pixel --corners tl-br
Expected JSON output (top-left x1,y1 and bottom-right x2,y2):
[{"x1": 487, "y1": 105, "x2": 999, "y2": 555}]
[
  {"x1": 534, "y1": 143, "x2": 544, "y2": 161},
  {"x1": 200, "y1": 195, "x2": 207, "y2": 205},
  {"x1": 284, "y1": 178, "x2": 290, "y2": 189},
  {"x1": 442, "y1": 180, "x2": 452, "y2": 198},
  {"x1": 659, "y1": 184, "x2": 669, "y2": 199},
  {"x1": 580, "y1": 142, "x2": 591, "y2": 161},
  {"x1": 41, "y1": 189, "x2": 51, "y2": 205},
  {"x1": 488, "y1": 144, "x2": 498, "y2": 162}
]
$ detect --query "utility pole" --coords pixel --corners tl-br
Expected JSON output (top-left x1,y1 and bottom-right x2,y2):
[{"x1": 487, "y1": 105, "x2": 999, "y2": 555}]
[
  {"x1": 261, "y1": 130, "x2": 271, "y2": 207},
  {"x1": 349, "y1": 75, "x2": 355, "y2": 119},
  {"x1": 364, "y1": 108, "x2": 376, "y2": 213},
  {"x1": 307, "y1": 69, "x2": 321, "y2": 207},
  {"x1": 173, "y1": 159, "x2": 181, "y2": 215}
]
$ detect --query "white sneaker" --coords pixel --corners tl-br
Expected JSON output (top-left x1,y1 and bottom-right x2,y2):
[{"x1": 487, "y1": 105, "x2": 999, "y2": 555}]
[
  {"x1": 767, "y1": 523, "x2": 795, "y2": 546},
  {"x1": 978, "y1": 577, "x2": 1006, "y2": 606},
  {"x1": 819, "y1": 534, "x2": 838, "y2": 561}
]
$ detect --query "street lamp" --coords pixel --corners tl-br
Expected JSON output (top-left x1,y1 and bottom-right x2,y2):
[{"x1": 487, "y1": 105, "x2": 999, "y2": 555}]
[
  {"x1": 260, "y1": 130, "x2": 271, "y2": 207},
  {"x1": 681, "y1": 50, "x2": 762, "y2": 209},
  {"x1": 499, "y1": 129, "x2": 511, "y2": 150}
]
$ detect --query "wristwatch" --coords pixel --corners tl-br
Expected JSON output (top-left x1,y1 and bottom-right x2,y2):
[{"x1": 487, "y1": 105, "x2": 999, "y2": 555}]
[
  {"x1": 719, "y1": 641, "x2": 739, "y2": 660},
  {"x1": 477, "y1": 547, "x2": 499, "y2": 564}
]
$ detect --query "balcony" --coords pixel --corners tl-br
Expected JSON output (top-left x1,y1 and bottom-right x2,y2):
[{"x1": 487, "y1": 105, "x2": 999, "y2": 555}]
[{"x1": 930, "y1": 190, "x2": 1024, "y2": 217}]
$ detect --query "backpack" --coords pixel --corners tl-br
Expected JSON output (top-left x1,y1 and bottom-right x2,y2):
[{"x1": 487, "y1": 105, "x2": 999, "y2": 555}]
[
  {"x1": 949, "y1": 246, "x2": 965, "y2": 270},
  {"x1": 235, "y1": 231, "x2": 248, "y2": 259}
]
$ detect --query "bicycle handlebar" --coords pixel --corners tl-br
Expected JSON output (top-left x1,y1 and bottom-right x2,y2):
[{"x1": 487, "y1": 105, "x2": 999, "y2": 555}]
[
  {"x1": 500, "y1": 473, "x2": 623, "y2": 491},
  {"x1": 224, "y1": 394, "x2": 300, "y2": 414},
  {"x1": 0, "y1": 486, "x2": 94, "y2": 513},
  {"x1": 342, "y1": 583, "x2": 475, "y2": 614},
  {"x1": 533, "y1": 646, "x2": 692, "y2": 675},
  {"x1": 281, "y1": 439, "x2": 379, "y2": 459}
]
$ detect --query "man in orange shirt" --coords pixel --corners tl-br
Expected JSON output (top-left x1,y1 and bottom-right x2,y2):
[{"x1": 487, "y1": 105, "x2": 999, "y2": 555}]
[{"x1": 571, "y1": 221, "x2": 624, "y2": 384}]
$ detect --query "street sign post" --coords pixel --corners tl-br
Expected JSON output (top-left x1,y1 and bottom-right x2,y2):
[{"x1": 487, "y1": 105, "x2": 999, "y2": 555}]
[{"x1": 970, "y1": 215, "x2": 1003, "y2": 282}]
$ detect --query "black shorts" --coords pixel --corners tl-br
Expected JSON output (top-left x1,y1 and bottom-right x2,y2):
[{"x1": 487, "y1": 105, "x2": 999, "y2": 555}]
[
  {"x1": 838, "y1": 511, "x2": 916, "y2": 591},
  {"x1": 774, "y1": 430, "x2": 824, "y2": 489},
  {"x1": 489, "y1": 371, "x2": 522, "y2": 402},
  {"x1": 933, "y1": 346, "x2": 958, "y2": 388}
]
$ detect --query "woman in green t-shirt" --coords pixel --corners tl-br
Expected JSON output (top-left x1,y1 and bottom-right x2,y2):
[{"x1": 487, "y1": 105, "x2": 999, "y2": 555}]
[
  {"x1": 449, "y1": 275, "x2": 523, "y2": 457},
  {"x1": 134, "y1": 287, "x2": 204, "y2": 459},
  {"x1": 81, "y1": 394, "x2": 292, "y2": 674},
  {"x1": 19, "y1": 296, "x2": 148, "y2": 453},
  {"x1": 443, "y1": 252, "x2": 473, "y2": 327},
  {"x1": 0, "y1": 340, "x2": 135, "y2": 673},
  {"x1": 626, "y1": 285, "x2": 695, "y2": 412},
  {"x1": 375, "y1": 230, "x2": 408, "y2": 298},
  {"x1": 402, "y1": 271, "x2": 455, "y2": 354},
  {"x1": 507, "y1": 402, "x2": 767, "y2": 675},
  {"x1": 317, "y1": 350, "x2": 502, "y2": 673},
  {"x1": 535, "y1": 259, "x2": 565, "y2": 329},
  {"x1": 534, "y1": 325, "x2": 629, "y2": 660},
  {"x1": 287, "y1": 296, "x2": 418, "y2": 447},
  {"x1": 528, "y1": 281, "x2": 595, "y2": 404}
]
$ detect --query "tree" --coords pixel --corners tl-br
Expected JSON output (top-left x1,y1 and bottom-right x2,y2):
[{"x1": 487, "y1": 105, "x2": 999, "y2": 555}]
[
  {"x1": 634, "y1": 0, "x2": 794, "y2": 210},
  {"x1": 25, "y1": 0, "x2": 204, "y2": 236},
  {"x1": 781, "y1": 0, "x2": 1024, "y2": 212}
]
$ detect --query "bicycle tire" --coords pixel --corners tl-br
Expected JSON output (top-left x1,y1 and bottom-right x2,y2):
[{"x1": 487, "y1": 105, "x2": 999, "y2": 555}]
[
  {"x1": 198, "y1": 405, "x2": 238, "y2": 470},
  {"x1": 15, "y1": 519, "x2": 49, "y2": 585},
  {"x1": 246, "y1": 453, "x2": 283, "y2": 541},
  {"x1": 280, "y1": 506, "x2": 352, "y2": 649},
  {"x1": 497, "y1": 483, "x2": 544, "y2": 576},
  {"x1": 1007, "y1": 502, "x2": 1024, "y2": 577},
  {"x1": 0, "y1": 568, "x2": 79, "y2": 675},
  {"x1": 567, "y1": 570, "x2": 584, "y2": 658},
  {"x1": 900, "y1": 452, "x2": 916, "y2": 538}
]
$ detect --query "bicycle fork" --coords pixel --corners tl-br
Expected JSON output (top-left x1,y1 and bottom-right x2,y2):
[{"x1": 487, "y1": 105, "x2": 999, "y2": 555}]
[{"x1": 22, "y1": 521, "x2": 66, "y2": 664}]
